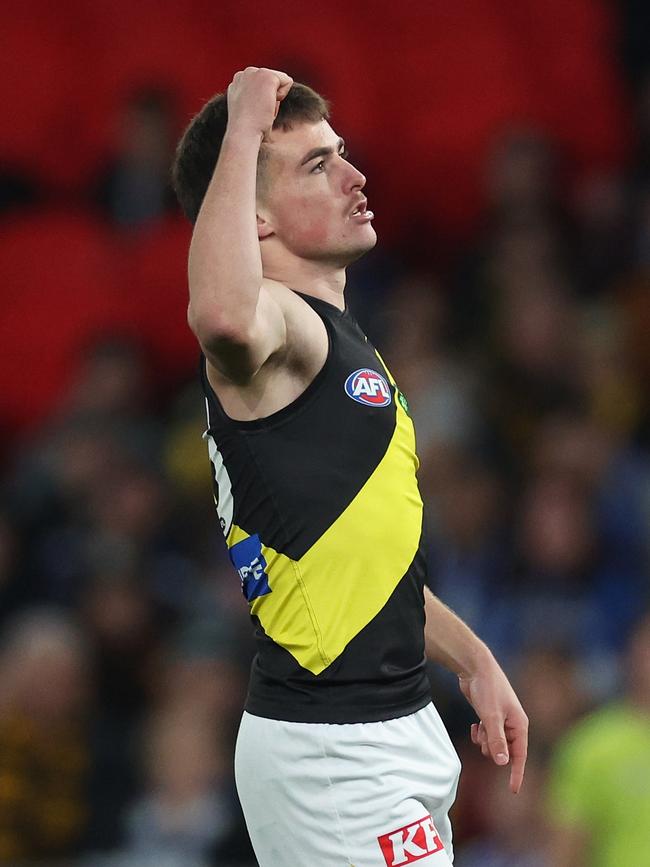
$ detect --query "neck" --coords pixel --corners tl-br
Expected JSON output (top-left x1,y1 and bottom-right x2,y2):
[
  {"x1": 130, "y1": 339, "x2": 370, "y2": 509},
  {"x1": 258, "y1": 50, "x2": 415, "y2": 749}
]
[{"x1": 262, "y1": 253, "x2": 347, "y2": 311}]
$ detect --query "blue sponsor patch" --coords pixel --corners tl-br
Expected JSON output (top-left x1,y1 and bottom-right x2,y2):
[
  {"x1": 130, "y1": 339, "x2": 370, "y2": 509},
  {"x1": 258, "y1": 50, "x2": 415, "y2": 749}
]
[{"x1": 229, "y1": 534, "x2": 271, "y2": 602}]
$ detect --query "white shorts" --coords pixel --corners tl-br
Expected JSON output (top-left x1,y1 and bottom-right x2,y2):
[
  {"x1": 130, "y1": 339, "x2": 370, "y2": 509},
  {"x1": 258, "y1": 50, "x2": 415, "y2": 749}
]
[{"x1": 234, "y1": 702, "x2": 461, "y2": 866}]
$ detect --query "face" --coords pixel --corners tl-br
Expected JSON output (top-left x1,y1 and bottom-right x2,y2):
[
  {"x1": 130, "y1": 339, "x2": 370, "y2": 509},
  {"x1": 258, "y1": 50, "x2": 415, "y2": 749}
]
[{"x1": 258, "y1": 120, "x2": 376, "y2": 265}]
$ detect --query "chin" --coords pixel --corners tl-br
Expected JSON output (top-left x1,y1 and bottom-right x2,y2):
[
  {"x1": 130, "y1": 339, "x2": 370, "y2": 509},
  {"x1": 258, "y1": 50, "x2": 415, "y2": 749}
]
[
  {"x1": 348, "y1": 230, "x2": 378, "y2": 262},
  {"x1": 337, "y1": 227, "x2": 378, "y2": 264},
  {"x1": 300, "y1": 226, "x2": 377, "y2": 266}
]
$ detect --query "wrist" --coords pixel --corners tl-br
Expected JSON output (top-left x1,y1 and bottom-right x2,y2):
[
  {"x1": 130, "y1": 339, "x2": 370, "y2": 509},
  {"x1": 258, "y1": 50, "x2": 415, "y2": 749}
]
[
  {"x1": 456, "y1": 640, "x2": 495, "y2": 680},
  {"x1": 224, "y1": 123, "x2": 265, "y2": 148}
]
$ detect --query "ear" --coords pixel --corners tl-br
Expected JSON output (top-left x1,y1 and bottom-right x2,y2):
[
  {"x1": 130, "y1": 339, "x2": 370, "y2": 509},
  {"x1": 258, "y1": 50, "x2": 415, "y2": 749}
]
[{"x1": 257, "y1": 214, "x2": 274, "y2": 240}]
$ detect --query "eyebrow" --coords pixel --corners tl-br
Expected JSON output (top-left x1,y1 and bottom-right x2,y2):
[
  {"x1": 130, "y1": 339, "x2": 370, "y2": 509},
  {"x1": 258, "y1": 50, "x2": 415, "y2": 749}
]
[{"x1": 299, "y1": 138, "x2": 346, "y2": 167}]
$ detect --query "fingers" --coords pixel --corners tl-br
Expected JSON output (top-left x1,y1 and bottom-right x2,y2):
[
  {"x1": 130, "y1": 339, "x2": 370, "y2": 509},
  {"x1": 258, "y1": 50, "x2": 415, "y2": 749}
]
[
  {"x1": 507, "y1": 721, "x2": 529, "y2": 795},
  {"x1": 470, "y1": 721, "x2": 497, "y2": 759},
  {"x1": 266, "y1": 68, "x2": 293, "y2": 92},
  {"x1": 509, "y1": 742, "x2": 527, "y2": 794},
  {"x1": 471, "y1": 714, "x2": 529, "y2": 794},
  {"x1": 482, "y1": 713, "x2": 509, "y2": 766},
  {"x1": 272, "y1": 75, "x2": 294, "y2": 101},
  {"x1": 227, "y1": 67, "x2": 294, "y2": 136},
  {"x1": 238, "y1": 66, "x2": 293, "y2": 99}
]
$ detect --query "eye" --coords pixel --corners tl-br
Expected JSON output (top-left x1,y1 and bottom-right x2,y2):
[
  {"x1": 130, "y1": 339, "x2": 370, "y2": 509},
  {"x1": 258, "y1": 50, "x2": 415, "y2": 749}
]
[
  {"x1": 340, "y1": 148, "x2": 349, "y2": 160},
  {"x1": 311, "y1": 160, "x2": 326, "y2": 174}
]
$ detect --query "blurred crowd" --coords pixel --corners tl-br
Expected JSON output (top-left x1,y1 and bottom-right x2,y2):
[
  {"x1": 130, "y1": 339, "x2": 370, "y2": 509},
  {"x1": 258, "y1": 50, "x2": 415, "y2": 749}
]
[{"x1": 2, "y1": 6, "x2": 650, "y2": 867}]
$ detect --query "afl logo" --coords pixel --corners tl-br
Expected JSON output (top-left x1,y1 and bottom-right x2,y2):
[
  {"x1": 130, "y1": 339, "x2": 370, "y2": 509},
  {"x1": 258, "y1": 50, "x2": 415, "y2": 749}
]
[{"x1": 344, "y1": 368, "x2": 392, "y2": 407}]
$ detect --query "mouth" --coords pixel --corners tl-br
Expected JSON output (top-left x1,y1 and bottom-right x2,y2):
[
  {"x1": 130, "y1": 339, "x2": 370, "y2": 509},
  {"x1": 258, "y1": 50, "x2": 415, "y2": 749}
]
[{"x1": 348, "y1": 198, "x2": 374, "y2": 221}]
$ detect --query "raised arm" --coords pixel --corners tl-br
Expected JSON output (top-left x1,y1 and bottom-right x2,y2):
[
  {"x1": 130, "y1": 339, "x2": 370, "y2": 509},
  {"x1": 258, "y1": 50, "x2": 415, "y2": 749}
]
[
  {"x1": 187, "y1": 68, "x2": 293, "y2": 382},
  {"x1": 424, "y1": 587, "x2": 529, "y2": 793}
]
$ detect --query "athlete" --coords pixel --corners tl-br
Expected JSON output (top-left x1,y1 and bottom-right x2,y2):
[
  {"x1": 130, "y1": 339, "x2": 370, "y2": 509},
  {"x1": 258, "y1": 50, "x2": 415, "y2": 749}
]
[{"x1": 172, "y1": 67, "x2": 528, "y2": 866}]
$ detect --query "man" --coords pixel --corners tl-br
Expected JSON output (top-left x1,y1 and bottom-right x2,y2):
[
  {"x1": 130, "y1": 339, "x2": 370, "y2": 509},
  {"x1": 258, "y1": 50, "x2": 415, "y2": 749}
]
[
  {"x1": 172, "y1": 67, "x2": 528, "y2": 866},
  {"x1": 547, "y1": 611, "x2": 650, "y2": 867}
]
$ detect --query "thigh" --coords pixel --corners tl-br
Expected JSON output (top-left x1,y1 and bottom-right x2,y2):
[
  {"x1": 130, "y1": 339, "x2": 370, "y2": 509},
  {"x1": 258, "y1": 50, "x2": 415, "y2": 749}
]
[
  {"x1": 235, "y1": 712, "x2": 354, "y2": 866},
  {"x1": 234, "y1": 707, "x2": 460, "y2": 867},
  {"x1": 323, "y1": 706, "x2": 460, "y2": 866},
  {"x1": 408, "y1": 703, "x2": 463, "y2": 861}
]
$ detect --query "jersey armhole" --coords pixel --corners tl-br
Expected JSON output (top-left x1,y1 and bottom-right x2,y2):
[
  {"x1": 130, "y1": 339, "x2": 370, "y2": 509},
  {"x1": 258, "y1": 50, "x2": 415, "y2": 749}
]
[{"x1": 200, "y1": 309, "x2": 335, "y2": 433}]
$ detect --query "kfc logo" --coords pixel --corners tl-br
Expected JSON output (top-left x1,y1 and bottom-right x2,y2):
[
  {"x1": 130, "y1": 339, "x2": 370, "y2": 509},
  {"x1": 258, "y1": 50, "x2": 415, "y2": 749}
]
[{"x1": 378, "y1": 815, "x2": 444, "y2": 865}]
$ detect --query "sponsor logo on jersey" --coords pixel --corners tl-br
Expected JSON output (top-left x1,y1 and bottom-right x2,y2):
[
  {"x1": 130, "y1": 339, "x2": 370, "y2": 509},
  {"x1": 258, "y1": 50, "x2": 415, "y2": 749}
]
[
  {"x1": 344, "y1": 368, "x2": 392, "y2": 407},
  {"x1": 229, "y1": 534, "x2": 271, "y2": 602},
  {"x1": 378, "y1": 815, "x2": 444, "y2": 865},
  {"x1": 397, "y1": 389, "x2": 411, "y2": 416}
]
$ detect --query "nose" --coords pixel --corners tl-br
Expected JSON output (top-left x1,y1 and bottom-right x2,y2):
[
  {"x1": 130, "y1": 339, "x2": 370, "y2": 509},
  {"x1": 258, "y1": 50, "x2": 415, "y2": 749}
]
[{"x1": 343, "y1": 161, "x2": 366, "y2": 193}]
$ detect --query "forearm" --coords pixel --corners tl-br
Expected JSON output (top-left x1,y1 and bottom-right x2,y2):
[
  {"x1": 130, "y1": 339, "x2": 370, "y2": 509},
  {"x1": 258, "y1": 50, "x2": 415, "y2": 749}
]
[
  {"x1": 424, "y1": 587, "x2": 529, "y2": 793},
  {"x1": 423, "y1": 586, "x2": 493, "y2": 677},
  {"x1": 188, "y1": 127, "x2": 263, "y2": 335}
]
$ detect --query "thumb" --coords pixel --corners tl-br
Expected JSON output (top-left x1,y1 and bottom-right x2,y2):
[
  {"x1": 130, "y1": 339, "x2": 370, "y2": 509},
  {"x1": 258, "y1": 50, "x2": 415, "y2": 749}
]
[{"x1": 483, "y1": 716, "x2": 509, "y2": 766}]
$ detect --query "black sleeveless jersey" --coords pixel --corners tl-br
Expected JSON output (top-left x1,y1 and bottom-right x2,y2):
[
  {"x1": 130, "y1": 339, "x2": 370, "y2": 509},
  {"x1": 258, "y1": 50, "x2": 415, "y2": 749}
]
[{"x1": 199, "y1": 292, "x2": 431, "y2": 723}]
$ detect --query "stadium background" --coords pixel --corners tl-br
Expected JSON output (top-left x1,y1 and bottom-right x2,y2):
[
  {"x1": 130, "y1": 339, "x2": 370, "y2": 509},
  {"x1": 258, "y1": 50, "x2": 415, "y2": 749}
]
[{"x1": 1, "y1": 0, "x2": 649, "y2": 864}]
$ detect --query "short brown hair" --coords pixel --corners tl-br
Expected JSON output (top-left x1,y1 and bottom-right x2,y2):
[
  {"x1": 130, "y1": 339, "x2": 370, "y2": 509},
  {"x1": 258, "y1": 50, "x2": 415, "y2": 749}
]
[{"x1": 172, "y1": 82, "x2": 329, "y2": 223}]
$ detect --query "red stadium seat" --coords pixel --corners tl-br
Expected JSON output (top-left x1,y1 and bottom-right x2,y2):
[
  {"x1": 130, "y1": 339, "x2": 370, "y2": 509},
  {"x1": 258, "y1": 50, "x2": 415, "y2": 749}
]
[
  {"x1": 66, "y1": 0, "x2": 237, "y2": 170},
  {"x1": 0, "y1": 211, "x2": 128, "y2": 430},
  {"x1": 121, "y1": 216, "x2": 196, "y2": 383},
  {"x1": 0, "y1": 0, "x2": 631, "y2": 233},
  {"x1": 0, "y1": 3, "x2": 83, "y2": 186}
]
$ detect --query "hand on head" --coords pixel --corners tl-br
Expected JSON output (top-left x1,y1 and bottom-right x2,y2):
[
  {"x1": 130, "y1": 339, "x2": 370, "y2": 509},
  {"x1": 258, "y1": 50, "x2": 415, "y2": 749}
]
[{"x1": 227, "y1": 67, "x2": 294, "y2": 139}]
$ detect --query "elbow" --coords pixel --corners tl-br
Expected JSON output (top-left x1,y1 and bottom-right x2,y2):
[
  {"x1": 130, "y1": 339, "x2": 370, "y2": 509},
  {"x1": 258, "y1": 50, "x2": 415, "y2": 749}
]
[{"x1": 187, "y1": 303, "x2": 252, "y2": 351}]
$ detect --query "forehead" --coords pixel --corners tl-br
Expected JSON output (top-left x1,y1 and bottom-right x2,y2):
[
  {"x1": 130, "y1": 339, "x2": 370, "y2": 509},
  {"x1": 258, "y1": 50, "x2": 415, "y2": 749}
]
[{"x1": 263, "y1": 119, "x2": 341, "y2": 170}]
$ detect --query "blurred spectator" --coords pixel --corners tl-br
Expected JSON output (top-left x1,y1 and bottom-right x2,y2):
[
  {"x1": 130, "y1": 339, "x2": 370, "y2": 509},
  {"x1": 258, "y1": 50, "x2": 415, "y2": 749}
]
[
  {"x1": 512, "y1": 645, "x2": 591, "y2": 758},
  {"x1": 0, "y1": 510, "x2": 30, "y2": 627},
  {"x1": 631, "y1": 69, "x2": 650, "y2": 181},
  {"x1": 571, "y1": 171, "x2": 632, "y2": 293},
  {"x1": 120, "y1": 707, "x2": 229, "y2": 864},
  {"x1": 80, "y1": 569, "x2": 162, "y2": 726},
  {"x1": 574, "y1": 302, "x2": 642, "y2": 437},
  {"x1": 531, "y1": 411, "x2": 649, "y2": 562},
  {"x1": 485, "y1": 128, "x2": 558, "y2": 224},
  {"x1": 380, "y1": 274, "x2": 481, "y2": 463},
  {"x1": 547, "y1": 610, "x2": 650, "y2": 867},
  {"x1": 425, "y1": 452, "x2": 512, "y2": 664},
  {"x1": 115, "y1": 703, "x2": 254, "y2": 866},
  {"x1": 164, "y1": 382, "x2": 214, "y2": 502},
  {"x1": 0, "y1": 609, "x2": 91, "y2": 861},
  {"x1": 502, "y1": 468, "x2": 645, "y2": 691},
  {"x1": 65, "y1": 336, "x2": 151, "y2": 420},
  {"x1": 94, "y1": 86, "x2": 178, "y2": 229},
  {"x1": 485, "y1": 274, "x2": 582, "y2": 466},
  {"x1": 161, "y1": 618, "x2": 250, "y2": 724},
  {"x1": 456, "y1": 757, "x2": 548, "y2": 867},
  {"x1": 7, "y1": 330, "x2": 162, "y2": 548}
]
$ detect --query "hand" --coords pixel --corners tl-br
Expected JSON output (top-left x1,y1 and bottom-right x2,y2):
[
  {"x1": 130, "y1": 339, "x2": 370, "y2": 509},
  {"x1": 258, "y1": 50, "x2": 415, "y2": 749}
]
[
  {"x1": 459, "y1": 655, "x2": 529, "y2": 794},
  {"x1": 227, "y1": 67, "x2": 294, "y2": 139}
]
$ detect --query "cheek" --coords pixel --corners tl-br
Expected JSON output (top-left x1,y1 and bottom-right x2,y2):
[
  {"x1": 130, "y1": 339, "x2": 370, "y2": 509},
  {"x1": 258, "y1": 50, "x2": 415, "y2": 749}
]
[
  {"x1": 297, "y1": 219, "x2": 332, "y2": 247},
  {"x1": 282, "y1": 198, "x2": 338, "y2": 246}
]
